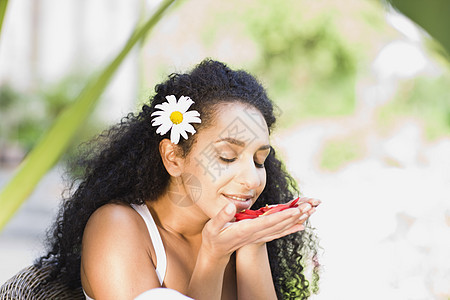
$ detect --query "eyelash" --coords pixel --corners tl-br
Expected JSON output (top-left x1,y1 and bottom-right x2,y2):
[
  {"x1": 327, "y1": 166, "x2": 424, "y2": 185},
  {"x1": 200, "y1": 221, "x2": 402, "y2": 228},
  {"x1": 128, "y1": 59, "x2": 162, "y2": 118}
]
[
  {"x1": 219, "y1": 157, "x2": 265, "y2": 168},
  {"x1": 219, "y1": 157, "x2": 236, "y2": 163},
  {"x1": 255, "y1": 162, "x2": 265, "y2": 169}
]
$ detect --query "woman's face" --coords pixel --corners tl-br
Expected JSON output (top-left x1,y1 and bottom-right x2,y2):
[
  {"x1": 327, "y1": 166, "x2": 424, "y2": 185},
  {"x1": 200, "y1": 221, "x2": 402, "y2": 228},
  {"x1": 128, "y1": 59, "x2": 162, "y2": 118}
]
[{"x1": 181, "y1": 102, "x2": 270, "y2": 219}]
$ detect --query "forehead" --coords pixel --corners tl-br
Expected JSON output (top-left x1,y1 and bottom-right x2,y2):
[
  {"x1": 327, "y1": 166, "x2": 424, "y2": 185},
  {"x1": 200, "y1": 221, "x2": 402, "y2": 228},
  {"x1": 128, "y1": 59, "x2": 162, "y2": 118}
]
[{"x1": 200, "y1": 102, "x2": 269, "y2": 145}]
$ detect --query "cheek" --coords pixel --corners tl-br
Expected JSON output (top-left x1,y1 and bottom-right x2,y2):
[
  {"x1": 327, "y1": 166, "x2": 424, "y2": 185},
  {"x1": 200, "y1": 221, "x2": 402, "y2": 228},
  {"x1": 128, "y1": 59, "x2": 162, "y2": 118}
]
[
  {"x1": 190, "y1": 168, "x2": 227, "y2": 204},
  {"x1": 258, "y1": 170, "x2": 267, "y2": 193},
  {"x1": 199, "y1": 162, "x2": 237, "y2": 187}
]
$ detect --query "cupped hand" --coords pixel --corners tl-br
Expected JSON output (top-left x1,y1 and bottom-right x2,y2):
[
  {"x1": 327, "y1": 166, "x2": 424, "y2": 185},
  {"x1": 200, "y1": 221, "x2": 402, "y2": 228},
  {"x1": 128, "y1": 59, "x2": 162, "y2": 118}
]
[
  {"x1": 200, "y1": 197, "x2": 320, "y2": 261},
  {"x1": 294, "y1": 196, "x2": 320, "y2": 221}
]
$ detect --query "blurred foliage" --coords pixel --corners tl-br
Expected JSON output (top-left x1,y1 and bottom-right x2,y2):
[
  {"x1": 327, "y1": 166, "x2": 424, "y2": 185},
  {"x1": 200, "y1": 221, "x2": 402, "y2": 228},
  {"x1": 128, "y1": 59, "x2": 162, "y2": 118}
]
[
  {"x1": 199, "y1": 0, "x2": 450, "y2": 171},
  {"x1": 320, "y1": 136, "x2": 365, "y2": 171},
  {"x1": 246, "y1": 7, "x2": 357, "y2": 123},
  {"x1": 0, "y1": 74, "x2": 99, "y2": 152},
  {"x1": 1, "y1": 85, "x2": 42, "y2": 149},
  {"x1": 377, "y1": 74, "x2": 450, "y2": 140},
  {"x1": 203, "y1": 0, "x2": 394, "y2": 129}
]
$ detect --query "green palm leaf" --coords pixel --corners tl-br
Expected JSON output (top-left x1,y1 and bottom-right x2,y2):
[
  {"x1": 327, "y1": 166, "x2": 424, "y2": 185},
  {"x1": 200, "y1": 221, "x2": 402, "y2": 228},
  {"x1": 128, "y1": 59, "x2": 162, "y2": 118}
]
[
  {"x1": 0, "y1": 0, "x2": 8, "y2": 39},
  {"x1": 0, "y1": 0, "x2": 176, "y2": 231},
  {"x1": 387, "y1": 0, "x2": 450, "y2": 58}
]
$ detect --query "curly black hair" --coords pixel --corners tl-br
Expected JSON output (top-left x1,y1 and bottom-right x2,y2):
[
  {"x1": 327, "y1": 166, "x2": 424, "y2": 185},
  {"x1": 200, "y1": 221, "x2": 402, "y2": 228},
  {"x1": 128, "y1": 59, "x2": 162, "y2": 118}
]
[{"x1": 37, "y1": 59, "x2": 320, "y2": 299}]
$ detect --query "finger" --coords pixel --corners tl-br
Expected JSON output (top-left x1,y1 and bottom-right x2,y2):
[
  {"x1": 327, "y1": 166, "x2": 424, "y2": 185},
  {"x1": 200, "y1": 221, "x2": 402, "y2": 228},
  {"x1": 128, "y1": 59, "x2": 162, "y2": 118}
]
[
  {"x1": 298, "y1": 202, "x2": 312, "y2": 213},
  {"x1": 255, "y1": 207, "x2": 300, "y2": 226},
  {"x1": 255, "y1": 223, "x2": 305, "y2": 243},
  {"x1": 256, "y1": 220, "x2": 303, "y2": 240},
  {"x1": 296, "y1": 207, "x2": 316, "y2": 223},
  {"x1": 278, "y1": 223, "x2": 305, "y2": 237},
  {"x1": 298, "y1": 213, "x2": 309, "y2": 223},
  {"x1": 232, "y1": 208, "x2": 298, "y2": 238},
  {"x1": 230, "y1": 207, "x2": 304, "y2": 247},
  {"x1": 310, "y1": 198, "x2": 321, "y2": 207},
  {"x1": 298, "y1": 196, "x2": 321, "y2": 207},
  {"x1": 254, "y1": 206, "x2": 316, "y2": 239},
  {"x1": 208, "y1": 203, "x2": 236, "y2": 232},
  {"x1": 223, "y1": 222, "x2": 234, "y2": 229},
  {"x1": 243, "y1": 202, "x2": 317, "y2": 244},
  {"x1": 242, "y1": 208, "x2": 302, "y2": 242},
  {"x1": 307, "y1": 207, "x2": 316, "y2": 216},
  {"x1": 286, "y1": 223, "x2": 305, "y2": 235}
]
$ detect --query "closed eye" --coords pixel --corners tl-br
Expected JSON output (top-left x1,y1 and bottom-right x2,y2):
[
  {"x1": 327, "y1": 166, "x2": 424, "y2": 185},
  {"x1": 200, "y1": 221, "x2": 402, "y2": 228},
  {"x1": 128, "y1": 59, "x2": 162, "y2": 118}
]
[
  {"x1": 219, "y1": 157, "x2": 264, "y2": 168},
  {"x1": 219, "y1": 157, "x2": 236, "y2": 163},
  {"x1": 255, "y1": 162, "x2": 265, "y2": 168}
]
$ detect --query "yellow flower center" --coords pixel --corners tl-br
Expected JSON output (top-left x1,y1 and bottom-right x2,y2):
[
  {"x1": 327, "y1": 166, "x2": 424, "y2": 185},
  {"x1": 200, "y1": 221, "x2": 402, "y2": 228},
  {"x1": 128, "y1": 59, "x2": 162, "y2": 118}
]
[{"x1": 170, "y1": 111, "x2": 183, "y2": 124}]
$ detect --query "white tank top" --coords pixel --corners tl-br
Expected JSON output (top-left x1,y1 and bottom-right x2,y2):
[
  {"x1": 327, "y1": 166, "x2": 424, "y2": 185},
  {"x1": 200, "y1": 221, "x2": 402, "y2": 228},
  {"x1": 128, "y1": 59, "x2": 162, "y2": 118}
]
[{"x1": 83, "y1": 203, "x2": 167, "y2": 300}]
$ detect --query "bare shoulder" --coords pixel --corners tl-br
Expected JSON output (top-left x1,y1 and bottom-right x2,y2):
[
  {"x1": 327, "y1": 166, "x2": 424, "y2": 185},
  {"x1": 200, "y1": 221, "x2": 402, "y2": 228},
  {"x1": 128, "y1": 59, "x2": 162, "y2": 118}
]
[
  {"x1": 81, "y1": 203, "x2": 160, "y2": 299},
  {"x1": 82, "y1": 203, "x2": 152, "y2": 258},
  {"x1": 85, "y1": 203, "x2": 143, "y2": 231}
]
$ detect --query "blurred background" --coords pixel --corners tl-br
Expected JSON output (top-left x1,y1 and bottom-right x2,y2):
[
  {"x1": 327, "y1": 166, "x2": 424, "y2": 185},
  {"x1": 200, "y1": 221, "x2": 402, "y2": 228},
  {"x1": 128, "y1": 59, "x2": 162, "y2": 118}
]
[{"x1": 0, "y1": 0, "x2": 449, "y2": 299}]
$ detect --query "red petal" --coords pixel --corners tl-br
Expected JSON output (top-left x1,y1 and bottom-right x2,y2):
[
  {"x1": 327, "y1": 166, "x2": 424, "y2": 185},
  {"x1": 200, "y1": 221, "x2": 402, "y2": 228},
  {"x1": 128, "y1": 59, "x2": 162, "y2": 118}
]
[
  {"x1": 234, "y1": 198, "x2": 301, "y2": 221},
  {"x1": 243, "y1": 209, "x2": 263, "y2": 216},
  {"x1": 235, "y1": 213, "x2": 258, "y2": 221},
  {"x1": 258, "y1": 205, "x2": 272, "y2": 213},
  {"x1": 289, "y1": 197, "x2": 300, "y2": 207},
  {"x1": 262, "y1": 204, "x2": 291, "y2": 216}
]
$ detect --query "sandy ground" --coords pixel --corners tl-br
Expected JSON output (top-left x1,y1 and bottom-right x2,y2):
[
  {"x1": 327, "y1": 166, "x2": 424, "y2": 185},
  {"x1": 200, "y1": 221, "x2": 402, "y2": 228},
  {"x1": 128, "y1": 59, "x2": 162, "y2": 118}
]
[{"x1": 1, "y1": 118, "x2": 449, "y2": 299}]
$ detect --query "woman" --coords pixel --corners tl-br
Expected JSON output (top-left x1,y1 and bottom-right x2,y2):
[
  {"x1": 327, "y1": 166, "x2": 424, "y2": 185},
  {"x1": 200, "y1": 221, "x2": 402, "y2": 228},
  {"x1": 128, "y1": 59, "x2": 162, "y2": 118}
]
[{"x1": 38, "y1": 59, "x2": 320, "y2": 299}]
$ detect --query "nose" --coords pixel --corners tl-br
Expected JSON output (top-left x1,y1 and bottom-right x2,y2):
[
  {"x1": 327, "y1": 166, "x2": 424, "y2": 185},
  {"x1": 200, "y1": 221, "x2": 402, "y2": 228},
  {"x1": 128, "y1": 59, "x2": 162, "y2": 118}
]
[{"x1": 237, "y1": 161, "x2": 261, "y2": 190}]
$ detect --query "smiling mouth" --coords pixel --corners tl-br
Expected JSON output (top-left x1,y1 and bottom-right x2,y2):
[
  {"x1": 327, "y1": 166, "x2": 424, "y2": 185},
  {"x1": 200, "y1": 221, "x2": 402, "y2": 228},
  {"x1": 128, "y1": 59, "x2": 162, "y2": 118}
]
[
  {"x1": 225, "y1": 195, "x2": 251, "y2": 202},
  {"x1": 223, "y1": 194, "x2": 253, "y2": 212}
]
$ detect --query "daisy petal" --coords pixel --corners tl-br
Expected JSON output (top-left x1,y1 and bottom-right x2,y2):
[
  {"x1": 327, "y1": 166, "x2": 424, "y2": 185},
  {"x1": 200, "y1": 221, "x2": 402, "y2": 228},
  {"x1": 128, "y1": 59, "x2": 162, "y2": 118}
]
[
  {"x1": 183, "y1": 110, "x2": 200, "y2": 117},
  {"x1": 185, "y1": 116, "x2": 201, "y2": 124},
  {"x1": 151, "y1": 116, "x2": 165, "y2": 127},
  {"x1": 170, "y1": 124, "x2": 181, "y2": 144},
  {"x1": 178, "y1": 124, "x2": 188, "y2": 140},
  {"x1": 177, "y1": 96, "x2": 194, "y2": 113},
  {"x1": 183, "y1": 111, "x2": 201, "y2": 123},
  {"x1": 183, "y1": 123, "x2": 196, "y2": 134},
  {"x1": 166, "y1": 95, "x2": 177, "y2": 106},
  {"x1": 151, "y1": 95, "x2": 201, "y2": 143},
  {"x1": 150, "y1": 110, "x2": 166, "y2": 117},
  {"x1": 154, "y1": 102, "x2": 170, "y2": 112},
  {"x1": 156, "y1": 121, "x2": 172, "y2": 135},
  {"x1": 152, "y1": 115, "x2": 170, "y2": 126}
]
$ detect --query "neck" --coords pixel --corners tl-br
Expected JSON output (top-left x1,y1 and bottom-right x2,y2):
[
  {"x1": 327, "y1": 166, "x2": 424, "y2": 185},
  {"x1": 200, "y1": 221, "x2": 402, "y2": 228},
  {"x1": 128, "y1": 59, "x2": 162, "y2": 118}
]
[{"x1": 146, "y1": 192, "x2": 208, "y2": 241}]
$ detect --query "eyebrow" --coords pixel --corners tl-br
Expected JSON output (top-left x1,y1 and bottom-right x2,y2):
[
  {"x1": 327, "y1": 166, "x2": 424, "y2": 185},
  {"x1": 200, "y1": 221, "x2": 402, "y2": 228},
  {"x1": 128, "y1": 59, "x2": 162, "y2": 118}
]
[{"x1": 214, "y1": 137, "x2": 270, "y2": 151}]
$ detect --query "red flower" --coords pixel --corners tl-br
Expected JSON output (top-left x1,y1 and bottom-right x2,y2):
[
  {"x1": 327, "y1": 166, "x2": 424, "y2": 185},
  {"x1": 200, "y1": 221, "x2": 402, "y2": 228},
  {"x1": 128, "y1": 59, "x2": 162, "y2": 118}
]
[{"x1": 234, "y1": 197, "x2": 300, "y2": 221}]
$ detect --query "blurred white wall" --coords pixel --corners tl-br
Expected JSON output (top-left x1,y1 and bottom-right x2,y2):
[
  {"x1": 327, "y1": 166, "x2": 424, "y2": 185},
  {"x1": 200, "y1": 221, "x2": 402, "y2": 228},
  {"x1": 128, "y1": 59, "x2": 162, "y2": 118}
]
[{"x1": 0, "y1": 0, "x2": 142, "y2": 123}]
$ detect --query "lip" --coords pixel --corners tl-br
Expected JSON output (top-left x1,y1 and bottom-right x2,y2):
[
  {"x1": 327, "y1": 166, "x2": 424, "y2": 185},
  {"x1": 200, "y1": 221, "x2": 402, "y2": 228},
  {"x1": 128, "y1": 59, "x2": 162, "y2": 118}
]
[{"x1": 222, "y1": 194, "x2": 253, "y2": 212}]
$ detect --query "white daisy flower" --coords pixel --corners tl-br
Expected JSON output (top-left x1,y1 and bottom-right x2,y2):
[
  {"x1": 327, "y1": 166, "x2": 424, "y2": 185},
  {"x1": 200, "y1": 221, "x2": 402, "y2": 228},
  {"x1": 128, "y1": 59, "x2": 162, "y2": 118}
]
[{"x1": 151, "y1": 95, "x2": 201, "y2": 144}]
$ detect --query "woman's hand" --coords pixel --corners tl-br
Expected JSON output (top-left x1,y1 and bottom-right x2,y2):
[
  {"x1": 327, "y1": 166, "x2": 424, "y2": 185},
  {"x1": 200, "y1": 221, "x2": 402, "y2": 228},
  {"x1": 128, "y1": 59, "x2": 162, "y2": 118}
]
[
  {"x1": 240, "y1": 196, "x2": 320, "y2": 249},
  {"x1": 233, "y1": 197, "x2": 320, "y2": 299},
  {"x1": 200, "y1": 197, "x2": 320, "y2": 260},
  {"x1": 187, "y1": 197, "x2": 320, "y2": 299}
]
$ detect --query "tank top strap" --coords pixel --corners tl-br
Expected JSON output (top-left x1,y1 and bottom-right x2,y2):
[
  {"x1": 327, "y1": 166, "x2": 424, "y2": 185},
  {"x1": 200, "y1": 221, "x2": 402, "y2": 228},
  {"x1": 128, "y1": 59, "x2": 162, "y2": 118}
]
[{"x1": 130, "y1": 203, "x2": 167, "y2": 285}]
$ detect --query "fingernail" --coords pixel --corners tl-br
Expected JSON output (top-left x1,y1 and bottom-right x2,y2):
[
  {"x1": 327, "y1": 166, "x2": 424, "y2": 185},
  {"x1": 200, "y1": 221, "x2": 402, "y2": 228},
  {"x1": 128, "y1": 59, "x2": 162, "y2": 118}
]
[
  {"x1": 301, "y1": 203, "x2": 312, "y2": 213},
  {"x1": 225, "y1": 204, "x2": 235, "y2": 215},
  {"x1": 299, "y1": 214, "x2": 308, "y2": 221}
]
